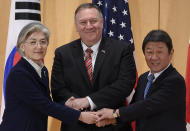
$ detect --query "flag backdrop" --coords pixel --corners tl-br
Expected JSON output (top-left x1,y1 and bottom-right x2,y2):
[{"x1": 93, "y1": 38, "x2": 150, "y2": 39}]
[
  {"x1": 92, "y1": 0, "x2": 137, "y2": 130},
  {"x1": 92, "y1": 0, "x2": 137, "y2": 85},
  {"x1": 0, "y1": 0, "x2": 41, "y2": 123},
  {"x1": 92, "y1": 0, "x2": 134, "y2": 46},
  {"x1": 186, "y1": 41, "x2": 190, "y2": 130}
]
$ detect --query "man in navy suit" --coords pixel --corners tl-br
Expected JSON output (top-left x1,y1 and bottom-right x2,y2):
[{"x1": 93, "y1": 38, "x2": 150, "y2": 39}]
[
  {"x1": 96, "y1": 30, "x2": 186, "y2": 131},
  {"x1": 51, "y1": 3, "x2": 136, "y2": 131}
]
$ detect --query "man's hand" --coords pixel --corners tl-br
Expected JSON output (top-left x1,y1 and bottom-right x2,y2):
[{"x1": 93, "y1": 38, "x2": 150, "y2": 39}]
[
  {"x1": 95, "y1": 108, "x2": 117, "y2": 127},
  {"x1": 65, "y1": 97, "x2": 90, "y2": 110},
  {"x1": 73, "y1": 97, "x2": 90, "y2": 110},
  {"x1": 96, "y1": 118, "x2": 116, "y2": 127},
  {"x1": 79, "y1": 112, "x2": 98, "y2": 124},
  {"x1": 65, "y1": 96, "x2": 76, "y2": 109},
  {"x1": 96, "y1": 108, "x2": 114, "y2": 121}
]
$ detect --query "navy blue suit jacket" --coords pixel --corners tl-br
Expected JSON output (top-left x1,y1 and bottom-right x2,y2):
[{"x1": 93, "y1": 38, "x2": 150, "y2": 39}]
[
  {"x1": 0, "y1": 58, "x2": 80, "y2": 131},
  {"x1": 119, "y1": 65, "x2": 186, "y2": 131}
]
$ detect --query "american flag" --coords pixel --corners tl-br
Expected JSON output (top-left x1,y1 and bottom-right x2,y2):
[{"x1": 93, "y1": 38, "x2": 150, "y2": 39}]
[
  {"x1": 92, "y1": 0, "x2": 136, "y2": 130},
  {"x1": 92, "y1": 0, "x2": 134, "y2": 50},
  {"x1": 92, "y1": 0, "x2": 137, "y2": 96},
  {"x1": 92, "y1": 0, "x2": 136, "y2": 129}
]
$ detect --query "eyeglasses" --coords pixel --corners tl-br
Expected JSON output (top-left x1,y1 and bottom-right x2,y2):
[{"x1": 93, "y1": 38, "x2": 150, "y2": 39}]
[{"x1": 25, "y1": 40, "x2": 48, "y2": 47}]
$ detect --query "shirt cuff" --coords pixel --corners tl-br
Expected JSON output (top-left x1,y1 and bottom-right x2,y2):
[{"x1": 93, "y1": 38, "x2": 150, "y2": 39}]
[{"x1": 86, "y1": 96, "x2": 96, "y2": 110}]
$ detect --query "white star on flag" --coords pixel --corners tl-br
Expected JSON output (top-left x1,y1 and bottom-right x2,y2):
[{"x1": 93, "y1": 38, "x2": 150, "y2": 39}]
[
  {"x1": 112, "y1": 6, "x2": 117, "y2": 12},
  {"x1": 124, "y1": 0, "x2": 128, "y2": 3},
  {"x1": 129, "y1": 38, "x2": 134, "y2": 44},
  {"x1": 122, "y1": 9, "x2": 128, "y2": 16},
  {"x1": 120, "y1": 22, "x2": 126, "y2": 28},
  {"x1": 110, "y1": 18, "x2": 116, "y2": 24},
  {"x1": 108, "y1": 30, "x2": 114, "y2": 37},
  {"x1": 97, "y1": 1, "x2": 103, "y2": 6},
  {"x1": 118, "y1": 34, "x2": 124, "y2": 40}
]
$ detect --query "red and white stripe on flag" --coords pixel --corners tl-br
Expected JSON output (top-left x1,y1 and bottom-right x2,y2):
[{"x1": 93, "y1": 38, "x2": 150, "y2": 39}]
[
  {"x1": 186, "y1": 40, "x2": 190, "y2": 130},
  {"x1": 0, "y1": 0, "x2": 41, "y2": 123}
]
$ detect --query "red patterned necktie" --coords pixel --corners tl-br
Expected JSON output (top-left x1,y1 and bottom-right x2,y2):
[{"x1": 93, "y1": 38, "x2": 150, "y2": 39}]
[{"x1": 85, "y1": 48, "x2": 93, "y2": 85}]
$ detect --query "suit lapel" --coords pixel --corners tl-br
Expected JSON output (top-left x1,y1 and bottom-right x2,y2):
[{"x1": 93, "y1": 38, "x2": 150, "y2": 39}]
[
  {"x1": 71, "y1": 38, "x2": 109, "y2": 87},
  {"x1": 139, "y1": 72, "x2": 149, "y2": 99},
  {"x1": 93, "y1": 38, "x2": 108, "y2": 85},
  {"x1": 71, "y1": 40, "x2": 92, "y2": 87},
  {"x1": 20, "y1": 58, "x2": 49, "y2": 92},
  {"x1": 148, "y1": 65, "x2": 174, "y2": 95}
]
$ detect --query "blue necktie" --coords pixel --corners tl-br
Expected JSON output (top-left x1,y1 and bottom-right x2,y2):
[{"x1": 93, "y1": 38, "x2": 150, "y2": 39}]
[
  {"x1": 144, "y1": 74, "x2": 155, "y2": 99},
  {"x1": 41, "y1": 67, "x2": 46, "y2": 79}
]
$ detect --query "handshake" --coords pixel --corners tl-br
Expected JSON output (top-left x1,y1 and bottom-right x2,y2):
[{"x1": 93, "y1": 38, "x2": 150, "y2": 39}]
[{"x1": 65, "y1": 97, "x2": 119, "y2": 127}]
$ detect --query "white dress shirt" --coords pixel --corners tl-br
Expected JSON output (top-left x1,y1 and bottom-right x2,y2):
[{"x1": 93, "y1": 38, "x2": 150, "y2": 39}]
[
  {"x1": 81, "y1": 40, "x2": 101, "y2": 110},
  {"x1": 23, "y1": 56, "x2": 44, "y2": 78},
  {"x1": 148, "y1": 63, "x2": 171, "y2": 82}
]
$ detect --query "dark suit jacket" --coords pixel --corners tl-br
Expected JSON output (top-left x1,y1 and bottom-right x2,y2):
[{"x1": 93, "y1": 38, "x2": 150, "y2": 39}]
[
  {"x1": 119, "y1": 65, "x2": 186, "y2": 131},
  {"x1": 0, "y1": 58, "x2": 80, "y2": 131},
  {"x1": 51, "y1": 37, "x2": 136, "y2": 131}
]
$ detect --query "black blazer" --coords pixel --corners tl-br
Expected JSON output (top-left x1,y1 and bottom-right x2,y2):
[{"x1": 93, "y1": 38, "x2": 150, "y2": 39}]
[
  {"x1": 51, "y1": 37, "x2": 136, "y2": 131},
  {"x1": 0, "y1": 58, "x2": 80, "y2": 131},
  {"x1": 119, "y1": 65, "x2": 186, "y2": 131}
]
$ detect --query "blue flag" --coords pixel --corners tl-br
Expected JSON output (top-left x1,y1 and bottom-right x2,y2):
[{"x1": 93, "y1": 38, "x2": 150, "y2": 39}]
[{"x1": 92, "y1": 0, "x2": 134, "y2": 50}]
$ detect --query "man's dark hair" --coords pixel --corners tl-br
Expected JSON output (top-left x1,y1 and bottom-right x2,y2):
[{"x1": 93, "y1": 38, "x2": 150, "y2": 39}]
[
  {"x1": 74, "y1": 3, "x2": 103, "y2": 19},
  {"x1": 142, "y1": 30, "x2": 173, "y2": 54}
]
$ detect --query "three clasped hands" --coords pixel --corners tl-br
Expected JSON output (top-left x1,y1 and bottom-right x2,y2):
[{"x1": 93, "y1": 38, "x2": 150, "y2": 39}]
[{"x1": 66, "y1": 96, "x2": 119, "y2": 127}]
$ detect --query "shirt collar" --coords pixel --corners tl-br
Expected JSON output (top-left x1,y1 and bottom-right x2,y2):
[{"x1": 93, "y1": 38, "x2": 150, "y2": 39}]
[
  {"x1": 148, "y1": 63, "x2": 171, "y2": 81},
  {"x1": 23, "y1": 56, "x2": 44, "y2": 77},
  {"x1": 81, "y1": 39, "x2": 101, "y2": 54}
]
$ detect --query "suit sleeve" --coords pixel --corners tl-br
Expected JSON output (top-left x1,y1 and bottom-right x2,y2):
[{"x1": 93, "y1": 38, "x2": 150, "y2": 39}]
[
  {"x1": 6, "y1": 69, "x2": 80, "y2": 124},
  {"x1": 119, "y1": 73, "x2": 186, "y2": 122},
  {"x1": 51, "y1": 48, "x2": 80, "y2": 102},
  {"x1": 90, "y1": 43, "x2": 137, "y2": 109}
]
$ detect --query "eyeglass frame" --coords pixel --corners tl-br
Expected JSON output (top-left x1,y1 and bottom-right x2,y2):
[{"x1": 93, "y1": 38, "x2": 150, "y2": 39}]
[{"x1": 24, "y1": 39, "x2": 48, "y2": 47}]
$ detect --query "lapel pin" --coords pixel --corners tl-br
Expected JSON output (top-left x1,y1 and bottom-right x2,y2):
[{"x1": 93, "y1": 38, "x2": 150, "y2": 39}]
[
  {"x1": 101, "y1": 50, "x2": 105, "y2": 54},
  {"x1": 44, "y1": 71, "x2": 46, "y2": 77}
]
